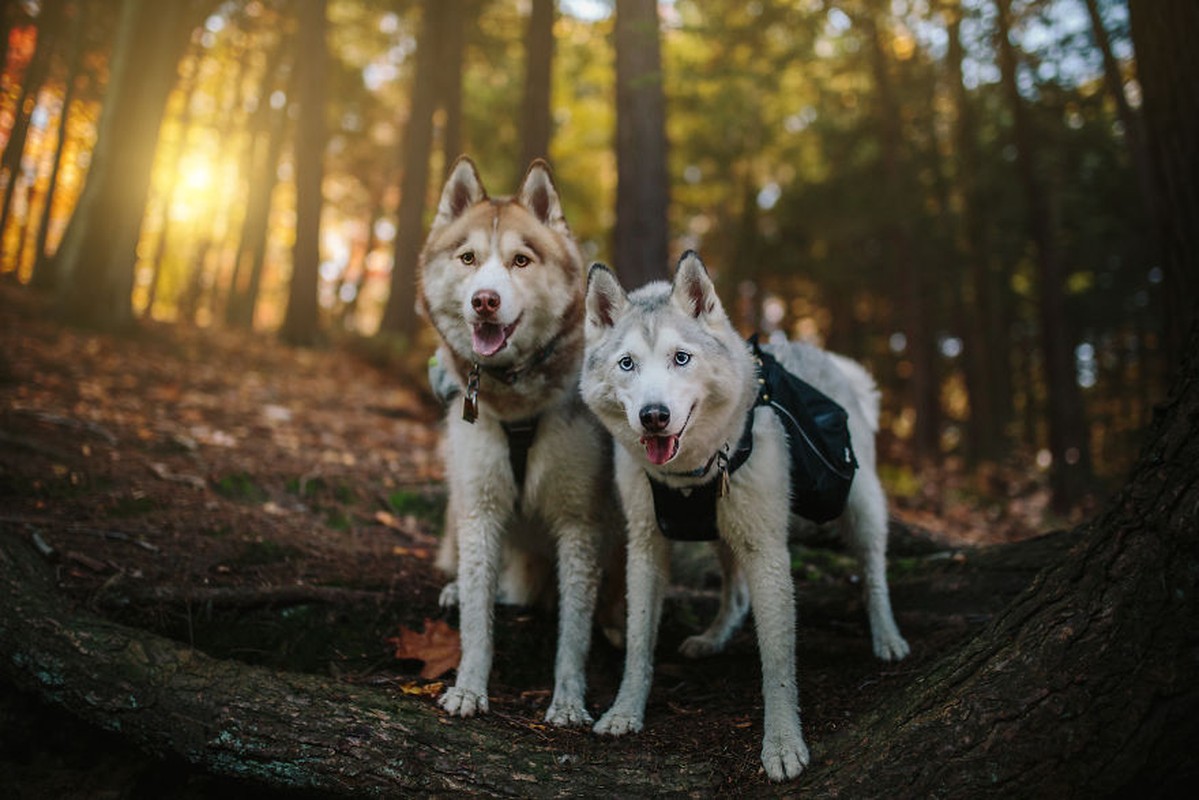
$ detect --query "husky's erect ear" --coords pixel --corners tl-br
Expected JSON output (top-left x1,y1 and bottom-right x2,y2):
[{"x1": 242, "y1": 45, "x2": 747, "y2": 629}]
[
  {"x1": 433, "y1": 156, "x2": 487, "y2": 229},
  {"x1": 671, "y1": 251, "x2": 725, "y2": 321},
  {"x1": 586, "y1": 263, "x2": 628, "y2": 332},
  {"x1": 518, "y1": 159, "x2": 568, "y2": 232}
]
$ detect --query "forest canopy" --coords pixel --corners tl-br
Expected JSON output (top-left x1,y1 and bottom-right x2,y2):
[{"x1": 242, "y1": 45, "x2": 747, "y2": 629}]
[{"x1": 0, "y1": 0, "x2": 1175, "y2": 511}]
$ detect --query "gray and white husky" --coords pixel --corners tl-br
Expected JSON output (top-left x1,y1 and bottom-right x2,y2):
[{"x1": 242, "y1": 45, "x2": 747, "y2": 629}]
[
  {"x1": 419, "y1": 156, "x2": 620, "y2": 726},
  {"x1": 581, "y1": 251, "x2": 909, "y2": 781}
]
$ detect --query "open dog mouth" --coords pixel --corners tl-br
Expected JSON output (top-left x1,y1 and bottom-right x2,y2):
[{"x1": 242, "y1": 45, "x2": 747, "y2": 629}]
[
  {"x1": 638, "y1": 406, "x2": 694, "y2": 466},
  {"x1": 471, "y1": 316, "x2": 521, "y2": 357}
]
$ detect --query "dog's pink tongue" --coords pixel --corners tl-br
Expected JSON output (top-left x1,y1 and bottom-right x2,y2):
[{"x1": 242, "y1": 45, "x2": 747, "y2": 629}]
[
  {"x1": 642, "y1": 435, "x2": 679, "y2": 466},
  {"x1": 472, "y1": 323, "x2": 508, "y2": 357}
]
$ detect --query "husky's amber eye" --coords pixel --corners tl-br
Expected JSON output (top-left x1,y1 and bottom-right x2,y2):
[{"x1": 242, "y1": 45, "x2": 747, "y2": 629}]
[
  {"x1": 618, "y1": 355, "x2": 635, "y2": 372},
  {"x1": 460, "y1": 251, "x2": 475, "y2": 266},
  {"x1": 674, "y1": 351, "x2": 692, "y2": 367},
  {"x1": 513, "y1": 253, "x2": 530, "y2": 268}
]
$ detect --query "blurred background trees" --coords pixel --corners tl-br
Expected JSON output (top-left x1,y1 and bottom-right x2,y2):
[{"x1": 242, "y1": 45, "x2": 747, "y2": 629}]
[{"x1": 0, "y1": 0, "x2": 1188, "y2": 512}]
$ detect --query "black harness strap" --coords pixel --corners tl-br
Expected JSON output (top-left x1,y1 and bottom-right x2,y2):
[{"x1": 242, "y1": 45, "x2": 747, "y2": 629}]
[{"x1": 501, "y1": 417, "x2": 540, "y2": 493}]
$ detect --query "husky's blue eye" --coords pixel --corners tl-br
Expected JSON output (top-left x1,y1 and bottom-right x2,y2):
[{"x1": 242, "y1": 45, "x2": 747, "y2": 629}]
[
  {"x1": 618, "y1": 355, "x2": 635, "y2": 372},
  {"x1": 674, "y1": 351, "x2": 692, "y2": 367}
]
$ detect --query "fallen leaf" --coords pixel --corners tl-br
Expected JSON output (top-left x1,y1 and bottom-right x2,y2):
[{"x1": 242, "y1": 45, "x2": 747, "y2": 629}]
[
  {"x1": 391, "y1": 546, "x2": 430, "y2": 559},
  {"x1": 387, "y1": 618, "x2": 461, "y2": 680},
  {"x1": 396, "y1": 680, "x2": 444, "y2": 697}
]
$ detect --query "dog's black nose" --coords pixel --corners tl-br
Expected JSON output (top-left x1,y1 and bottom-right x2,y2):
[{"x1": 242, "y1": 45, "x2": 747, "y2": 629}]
[
  {"x1": 471, "y1": 289, "x2": 501, "y2": 316},
  {"x1": 639, "y1": 404, "x2": 670, "y2": 432}
]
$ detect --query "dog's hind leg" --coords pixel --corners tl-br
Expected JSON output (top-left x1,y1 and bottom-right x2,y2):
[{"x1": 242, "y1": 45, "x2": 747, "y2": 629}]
[
  {"x1": 436, "y1": 494, "x2": 460, "y2": 608},
  {"x1": 679, "y1": 539, "x2": 749, "y2": 658},
  {"x1": 840, "y1": 469, "x2": 910, "y2": 661}
]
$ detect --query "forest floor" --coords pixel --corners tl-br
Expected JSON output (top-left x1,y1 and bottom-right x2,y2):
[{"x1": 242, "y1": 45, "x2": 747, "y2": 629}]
[{"x1": 0, "y1": 283, "x2": 1085, "y2": 797}]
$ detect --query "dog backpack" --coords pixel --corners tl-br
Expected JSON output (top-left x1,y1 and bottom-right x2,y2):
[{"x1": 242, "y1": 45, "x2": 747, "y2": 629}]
[{"x1": 648, "y1": 336, "x2": 858, "y2": 541}]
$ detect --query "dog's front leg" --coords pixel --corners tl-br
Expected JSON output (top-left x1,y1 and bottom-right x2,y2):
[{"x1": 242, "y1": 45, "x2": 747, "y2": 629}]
[
  {"x1": 439, "y1": 423, "x2": 515, "y2": 718},
  {"x1": 734, "y1": 534, "x2": 810, "y2": 781},
  {"x1": 544, "y1": 521, "x2": 601, "y2": 726},
  {"x1": 439, "y1": 506, "x2": 505, "y2": 717},
  {"x1": 593, "y1": 514, "x2": 669, "y2": 736}
]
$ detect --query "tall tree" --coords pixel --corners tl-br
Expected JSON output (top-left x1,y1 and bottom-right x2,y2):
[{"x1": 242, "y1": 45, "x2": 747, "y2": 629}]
[
  {"x1": 29, "y1": 0, "x2": 87, "y2": 290},
  {"x1": 279, "y1": 0, "x2": 328, "y2": 346},
  {"x1": 861, "y1": 7, "x2": 939, "y2": 464},
  {"x1": 1128, "y1": 0, "x2": 1198, "y2": 369},
  {"x1": 436, "y1": 0, "x2": 465, "y2": 165},
  {"x1": 519, "y1": 0, "x2": 554, "y2": 168},
  {"x1": 994, "y1": 0, "x2": 1092, "y2": 510},
  {"x1": 0, "y1": 0, "x2": 64, "y2": 260},
  {"x1": 379, "y1": 0, "x2": 441, "y2": 339},
  {"x1": 613, "y1": 0, "x2": 669, "y2": 286},
  {"x1": 942, "y1": 0, "x2": 1006, "y2": 462},
  {"x1": 226, "y1": 36, "x2": 294, "y2": 329},
  {"x1": 51, "y1": 0, "x2": 208, "y2": 330}
]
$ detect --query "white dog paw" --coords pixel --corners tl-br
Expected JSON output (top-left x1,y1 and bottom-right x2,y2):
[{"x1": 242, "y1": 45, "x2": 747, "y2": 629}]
[
  {"x1": 593, "y1": 708, "x2": 643, "y2": 737},
  {"x1": 438, "y1": 581, "x2": 459, "y2": 609},
  {"x1": 439, "y1": 685, "x2": 488, "y2": 717},
  {"x1": 761, "y1": 732, "x2": 810, "y2": 781},
  {"x1": 545, "y1": 698, "x2": 594, "y2": 728},
  {"x1": 679, "y1": 634, "x2": 724, "y2": 659},
  {"x1": 873, "y1": 632, "x2": 911, "y2": 662}
]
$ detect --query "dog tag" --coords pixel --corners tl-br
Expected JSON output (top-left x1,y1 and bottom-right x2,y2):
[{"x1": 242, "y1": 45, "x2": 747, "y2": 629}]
[
  {"x1": 716, "y1": 448, "x2": 730, "y2": 498},
  {"x1": 462, "y1": 365, "x2": 480, "y2": 424}
]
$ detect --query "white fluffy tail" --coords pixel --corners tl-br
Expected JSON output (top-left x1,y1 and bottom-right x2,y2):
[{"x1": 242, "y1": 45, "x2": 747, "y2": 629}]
[{"x1": 827, "y1": 353, "x2": 881, "y2": 433}]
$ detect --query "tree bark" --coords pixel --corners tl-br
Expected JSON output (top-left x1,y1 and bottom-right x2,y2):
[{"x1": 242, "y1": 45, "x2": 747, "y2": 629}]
[
  {"x1": 810, "y1": 337, "x2": 1199, "y2": 797},
  {"x1": 0, "y1": 531, "x2": 716, "y2": 796},
  {"x1": 613, "y1": 0, "x2": 669, "y2": 286},
  {"x1": 279, "y1": 0, "x2": 328, "y2": 347}
]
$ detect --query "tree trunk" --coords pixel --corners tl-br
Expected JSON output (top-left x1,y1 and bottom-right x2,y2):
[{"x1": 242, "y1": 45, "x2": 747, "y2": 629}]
[
  {"x1": 944, "y1": 0, "x2": 1005, "y2": 464},
  {"x1": 278, "y1": 0, "x2": 327, "y2": 347},
  {"x1": 519, "y1": 0, "x2": 554, "y2": 168},
  {"x1": 0, "y1": 532, "x2": 716, "y2": 796},
  {"x1": 141, "y1": 56, "x2": 201, "y2": 320},
  {"x1": 1128, "y1": 0, "x2": 1199, "y2": 371},
  {"x1": 379, "y1": 0, "x2": 440, "y2": 340},
  {"x1": 994, "y1": 0, "x2": 1092, "y2": 510},
  {"x1": 52, "y1": 0, "x2": 204, "y2": 331},
  {"x1": 613, "y1": 0, "x2": 669, "y2": 286},
  {"x1": 28, "y1": 0, "x2": 87, "y2": 292},
  {"x1": 436, "y1": 0, "x2": 465, "y2": 166},
  {"x1": 863, "y1": 8, "x2": 939, "y2": 464},
  {"x1": 0, "y1": 0, "x2": 63, "y2": 261},
  {"x1": 226, "y1": 37, "x2": 293, "y2": 329}
]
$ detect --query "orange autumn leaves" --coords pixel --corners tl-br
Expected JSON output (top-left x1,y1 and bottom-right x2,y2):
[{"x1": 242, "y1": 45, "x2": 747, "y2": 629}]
[{"x1": 388, "y1": 618, "x2": 460, "y2": 680}]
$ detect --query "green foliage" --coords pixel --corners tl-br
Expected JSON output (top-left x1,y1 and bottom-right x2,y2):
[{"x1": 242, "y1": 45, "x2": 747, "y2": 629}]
[
  {"x1": 1, "y1": 0, "x2": 1160, "y2": 486},
  {"x1": 214, "y1": 473, "x2": 269, "y2": 504}
]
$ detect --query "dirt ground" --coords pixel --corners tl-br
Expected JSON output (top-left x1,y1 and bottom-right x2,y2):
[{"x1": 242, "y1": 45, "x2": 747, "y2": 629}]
[{"x1": 0, "y1": 283, "x2": 1063, "y2": 797}]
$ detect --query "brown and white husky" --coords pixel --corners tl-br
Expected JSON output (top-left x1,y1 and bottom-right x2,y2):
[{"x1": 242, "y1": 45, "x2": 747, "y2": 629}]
[{"x1": 419, "y1": 156, "x2": 621, "y2": 726}]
